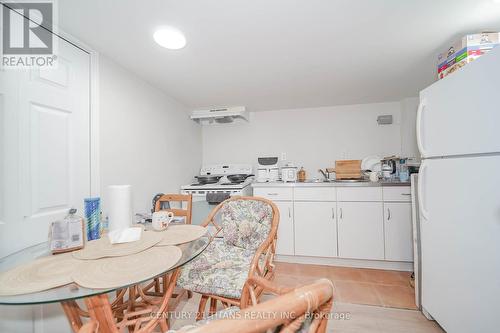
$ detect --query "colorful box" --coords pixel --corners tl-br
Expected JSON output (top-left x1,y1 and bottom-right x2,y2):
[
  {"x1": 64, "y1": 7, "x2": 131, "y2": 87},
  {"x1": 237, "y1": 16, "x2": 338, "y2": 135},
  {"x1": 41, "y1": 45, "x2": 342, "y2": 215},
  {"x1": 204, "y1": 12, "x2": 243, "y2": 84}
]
[{"x1": 437, "y1": 32, "x2": 500, "y2": 80}]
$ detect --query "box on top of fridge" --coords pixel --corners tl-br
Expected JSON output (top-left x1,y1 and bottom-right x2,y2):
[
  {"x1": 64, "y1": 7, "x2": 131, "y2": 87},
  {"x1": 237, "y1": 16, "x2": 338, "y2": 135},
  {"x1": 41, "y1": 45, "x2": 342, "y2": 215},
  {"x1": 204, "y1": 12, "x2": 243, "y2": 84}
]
[{"x1": 437, "y1": 32, "x2": 500, "y2": 80}]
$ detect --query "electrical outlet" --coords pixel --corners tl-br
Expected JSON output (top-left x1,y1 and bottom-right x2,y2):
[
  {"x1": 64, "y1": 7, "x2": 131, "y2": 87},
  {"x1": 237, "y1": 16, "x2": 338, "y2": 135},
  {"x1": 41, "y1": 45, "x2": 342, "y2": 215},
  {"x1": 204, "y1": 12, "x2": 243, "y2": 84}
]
[{"x1": 281, "y1": 152, "x2": 286, "y2": 161}]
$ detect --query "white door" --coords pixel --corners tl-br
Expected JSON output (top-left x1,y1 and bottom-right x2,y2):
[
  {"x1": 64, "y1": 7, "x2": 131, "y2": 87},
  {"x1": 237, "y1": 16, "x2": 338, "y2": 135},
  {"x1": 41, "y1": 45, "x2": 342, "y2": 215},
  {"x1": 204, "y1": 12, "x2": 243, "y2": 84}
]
[
  {"x1": 419, "y1": 155, "x2": 500, "y2": 333},
  {"x1": 337, "y1": 202, "x2": 384, "y2": 260},
  {"x1": 418, "y1": 47, "x2": 500, "y2": 158},
  {"x1": 0, "y1": 38, "x2": 90, "y2": 257},
  {"x1": 294, "y1": 202, "x2": 337, "y2": 257},
  {"x1": 274, "y1": 201, "x2": 294, "y2": 256},
  {"x1": 384, "y1": 202, "x2": 413, "y2": 262},
  {"x1": 0, "y1": 12, "x2": 91, "y2": 332}
]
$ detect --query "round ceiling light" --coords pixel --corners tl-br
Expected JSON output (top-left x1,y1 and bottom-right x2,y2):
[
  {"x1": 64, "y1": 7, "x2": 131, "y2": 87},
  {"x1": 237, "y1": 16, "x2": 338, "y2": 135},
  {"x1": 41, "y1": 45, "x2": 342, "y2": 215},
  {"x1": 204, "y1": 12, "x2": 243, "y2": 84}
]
[{"x1": 153, "y1": 27, "x2": 186, "y2": 50}]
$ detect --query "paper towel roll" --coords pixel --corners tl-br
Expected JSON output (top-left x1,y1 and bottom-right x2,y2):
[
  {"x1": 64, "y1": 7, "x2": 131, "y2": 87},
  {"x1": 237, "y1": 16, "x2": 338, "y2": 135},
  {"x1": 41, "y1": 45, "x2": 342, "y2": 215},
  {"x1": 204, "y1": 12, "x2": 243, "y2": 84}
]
[{"x1": 107, "y1": 185, "x2": 133, "y2": 232}]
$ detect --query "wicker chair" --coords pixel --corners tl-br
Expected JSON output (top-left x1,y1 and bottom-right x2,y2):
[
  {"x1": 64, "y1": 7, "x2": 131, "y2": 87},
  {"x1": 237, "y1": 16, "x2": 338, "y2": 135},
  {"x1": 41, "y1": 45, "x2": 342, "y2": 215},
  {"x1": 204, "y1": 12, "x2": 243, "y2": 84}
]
[
  {"x1": 154, "y1": 194, "x2": 193, "y2": 224},
  {"x1": 173, "y1": 277, "x2": 334, "y2": 333},
  {"x1": 143, "y1": 193, "x2": 194, "y2": 310},
  {"x1": 176, "y1": 196, "x2": 279, "y2": 319},
  {"x1": 77, "y1": 321, "x2": 98, "y2": 333}
]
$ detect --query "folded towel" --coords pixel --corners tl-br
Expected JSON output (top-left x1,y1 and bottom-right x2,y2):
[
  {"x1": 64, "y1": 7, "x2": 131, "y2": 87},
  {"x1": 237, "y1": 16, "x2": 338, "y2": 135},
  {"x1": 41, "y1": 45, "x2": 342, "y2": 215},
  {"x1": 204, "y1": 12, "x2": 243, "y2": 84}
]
[
  {"x1": 107, "y1": 227, "x2": 142, "y2": 244},
  {"x1": 206, "y1": 193, "x2": 230, "y2": 205}
]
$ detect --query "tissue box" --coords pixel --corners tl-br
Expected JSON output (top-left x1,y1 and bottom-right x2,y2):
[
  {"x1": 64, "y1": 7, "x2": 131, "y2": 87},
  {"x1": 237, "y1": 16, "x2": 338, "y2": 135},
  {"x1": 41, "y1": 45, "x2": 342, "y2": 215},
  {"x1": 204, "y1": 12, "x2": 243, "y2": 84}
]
[{"x1": 437, "y1": 32, "x2": 500, "y2": 80}]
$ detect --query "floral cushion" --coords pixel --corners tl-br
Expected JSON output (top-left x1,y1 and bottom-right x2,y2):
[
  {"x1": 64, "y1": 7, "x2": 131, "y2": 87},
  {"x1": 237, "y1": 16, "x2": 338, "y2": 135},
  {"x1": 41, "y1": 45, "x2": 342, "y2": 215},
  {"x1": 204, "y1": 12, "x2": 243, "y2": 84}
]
[
  {"x1": 220, "y1": 199, "x2": 273, "y2": 251},
  {"x1": 177, "y1": 239, "x2": 256, "y2": 299}
]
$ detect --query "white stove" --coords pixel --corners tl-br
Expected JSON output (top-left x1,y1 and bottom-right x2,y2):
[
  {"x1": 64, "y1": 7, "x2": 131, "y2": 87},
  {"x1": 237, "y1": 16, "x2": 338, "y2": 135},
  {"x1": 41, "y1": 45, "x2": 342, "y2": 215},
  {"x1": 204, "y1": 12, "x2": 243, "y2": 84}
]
[{"x1": 181, "y1": 164, "x2": 254, "y2": 196}]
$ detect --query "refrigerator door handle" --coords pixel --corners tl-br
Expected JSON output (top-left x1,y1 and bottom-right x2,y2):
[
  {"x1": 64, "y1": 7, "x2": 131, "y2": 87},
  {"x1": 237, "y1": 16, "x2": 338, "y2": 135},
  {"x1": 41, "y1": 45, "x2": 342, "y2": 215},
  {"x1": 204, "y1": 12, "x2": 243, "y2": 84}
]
[
  {"x1": 418, "y1": 160, "x2": 429, "y2": 220},
  {"x1": 416, "y1": 99, "x2": 428, "y2": 157}
]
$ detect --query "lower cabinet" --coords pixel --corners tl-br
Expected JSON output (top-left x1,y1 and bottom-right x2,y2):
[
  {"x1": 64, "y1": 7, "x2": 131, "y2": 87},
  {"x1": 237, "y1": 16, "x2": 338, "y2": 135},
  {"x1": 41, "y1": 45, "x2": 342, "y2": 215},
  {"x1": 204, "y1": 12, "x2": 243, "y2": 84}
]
[
  {"x1": 254, "y1": 185, "x2": 413, "y2": 263},
  {"x1": 273, "y1": 201, "x2": 295, "y2": 256},
  {"x1": 337, "y1": 202, "x2": 385, "y2": 260},
  {"x1": 294, "y1": 202, "x2": 337, "y2": 257},
  {"x1": 384, "y1": 202, "x2": 413, "y2": 261}
]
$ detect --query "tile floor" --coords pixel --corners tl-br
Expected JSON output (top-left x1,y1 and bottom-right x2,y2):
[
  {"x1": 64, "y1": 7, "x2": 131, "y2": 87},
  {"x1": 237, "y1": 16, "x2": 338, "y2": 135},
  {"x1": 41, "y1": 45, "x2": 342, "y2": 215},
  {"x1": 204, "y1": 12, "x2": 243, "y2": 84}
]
[
  {"x1": 169, "y1": 262, "x2": 445, "y2": 332},
  {"x1": 273, "y1": 262, "x2": 417, "y2": 309}
]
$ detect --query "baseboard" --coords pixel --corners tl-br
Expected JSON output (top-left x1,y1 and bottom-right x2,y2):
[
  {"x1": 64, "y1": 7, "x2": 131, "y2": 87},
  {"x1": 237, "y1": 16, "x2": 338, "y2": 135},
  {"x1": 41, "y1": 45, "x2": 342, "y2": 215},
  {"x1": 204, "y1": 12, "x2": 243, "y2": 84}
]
[{"x1": 275, "y1": 255, "x2": 414, "y2": 271}]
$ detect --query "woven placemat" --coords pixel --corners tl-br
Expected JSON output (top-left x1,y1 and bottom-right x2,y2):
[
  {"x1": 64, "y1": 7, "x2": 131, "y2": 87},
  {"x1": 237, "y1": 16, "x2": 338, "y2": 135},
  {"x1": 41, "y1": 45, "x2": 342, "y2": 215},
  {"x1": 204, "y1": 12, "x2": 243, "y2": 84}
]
[
  {"x1": 72, "y1": 246, "x2": 182, "y2": 289},
  {"x1": 0, "y1": 253, "x2": 80, "y2": 296},
  {"x1": 156, "y1": 225, "x2": 207, "y2": 246},
  {"x1": 73, "y1": 231, "x2": 163, "y2": 260}
]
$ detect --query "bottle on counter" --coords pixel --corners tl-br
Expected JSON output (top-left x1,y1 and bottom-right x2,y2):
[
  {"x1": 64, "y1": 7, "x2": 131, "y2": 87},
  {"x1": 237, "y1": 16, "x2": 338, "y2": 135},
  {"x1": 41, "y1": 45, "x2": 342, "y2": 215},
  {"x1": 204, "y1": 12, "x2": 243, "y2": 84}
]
[
  {"x1": 297, "y1": 167, "x2": 306, "y2": 182},
  {"x1": 399, "y1": 159, "x2": 409, "y2": 182}
]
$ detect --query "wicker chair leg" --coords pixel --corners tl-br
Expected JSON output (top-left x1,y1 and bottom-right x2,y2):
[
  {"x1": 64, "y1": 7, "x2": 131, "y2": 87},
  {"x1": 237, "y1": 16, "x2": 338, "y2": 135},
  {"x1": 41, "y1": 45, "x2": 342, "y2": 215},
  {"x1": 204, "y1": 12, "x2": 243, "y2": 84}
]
[
  {"x1": 209, "y1": 298, "x2": 217, "y2": 315},
  {"x1": 154, "y1": 278, "x2": 161, "y2": 293},
  {"x1": 197, "y1": 295, "x2": 209, "y2": 320},
  {"x1": 159, "y1": 317, "x2": 168, "y2": 333}
]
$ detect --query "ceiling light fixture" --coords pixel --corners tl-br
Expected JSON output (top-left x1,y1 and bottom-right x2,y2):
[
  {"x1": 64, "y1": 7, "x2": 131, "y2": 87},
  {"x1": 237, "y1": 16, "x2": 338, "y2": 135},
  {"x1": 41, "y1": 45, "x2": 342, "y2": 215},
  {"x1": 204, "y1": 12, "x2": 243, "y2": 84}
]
[{"x1": 153, "y1": 27, "x2": 186, "y2": 50}]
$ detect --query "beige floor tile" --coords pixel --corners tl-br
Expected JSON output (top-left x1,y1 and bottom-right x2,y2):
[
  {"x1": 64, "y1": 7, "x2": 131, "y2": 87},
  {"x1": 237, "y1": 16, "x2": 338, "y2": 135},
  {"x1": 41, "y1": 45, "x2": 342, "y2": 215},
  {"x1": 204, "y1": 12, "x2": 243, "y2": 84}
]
[
  {"x1": 329, "y1": 302, "x2": 444, "y2": 333},
  {"x1": 373, "y1": 284, "x2": 417, "y2": 310},
  {"x1": 334, "y1": 281, "x2": 382, "y2": 306},
  {"x1": 360, "y1": 268, "x2": 410, "y2": 286},
  {"x1": 326, "y1": 266, "x2": 367, "y2": 283}
]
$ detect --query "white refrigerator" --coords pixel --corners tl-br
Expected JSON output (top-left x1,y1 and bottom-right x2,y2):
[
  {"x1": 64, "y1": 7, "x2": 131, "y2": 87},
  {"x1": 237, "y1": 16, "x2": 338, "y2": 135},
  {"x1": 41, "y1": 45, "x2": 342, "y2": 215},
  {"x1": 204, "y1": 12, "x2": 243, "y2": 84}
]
[{"x1": 417, "y1": 46, "x2": 500, "y2": 333}]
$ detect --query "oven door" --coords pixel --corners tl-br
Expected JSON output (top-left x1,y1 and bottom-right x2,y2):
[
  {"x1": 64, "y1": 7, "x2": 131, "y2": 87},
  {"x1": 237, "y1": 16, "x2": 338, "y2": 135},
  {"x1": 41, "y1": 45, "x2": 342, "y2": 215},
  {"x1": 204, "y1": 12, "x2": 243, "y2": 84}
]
[{"x1": 181, "y1": 191, "x2": 224, "y2": 226}]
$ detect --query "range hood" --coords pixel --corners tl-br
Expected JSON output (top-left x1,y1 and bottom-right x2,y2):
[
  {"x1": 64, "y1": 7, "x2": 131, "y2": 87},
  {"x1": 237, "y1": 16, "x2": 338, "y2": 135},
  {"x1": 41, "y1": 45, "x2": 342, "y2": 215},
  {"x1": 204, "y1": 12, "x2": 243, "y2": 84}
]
[{"x1": 190, "y1": 106, "x2": 249, "y2": 125}]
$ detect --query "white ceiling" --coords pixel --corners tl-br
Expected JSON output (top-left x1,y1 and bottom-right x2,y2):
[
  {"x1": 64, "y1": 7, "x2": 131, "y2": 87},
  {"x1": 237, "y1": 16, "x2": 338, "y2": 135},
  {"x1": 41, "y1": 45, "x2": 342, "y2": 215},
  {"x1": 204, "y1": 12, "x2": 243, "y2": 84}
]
[{"x1": 59, "y1": 0, "x2": 500, "y2": 111}]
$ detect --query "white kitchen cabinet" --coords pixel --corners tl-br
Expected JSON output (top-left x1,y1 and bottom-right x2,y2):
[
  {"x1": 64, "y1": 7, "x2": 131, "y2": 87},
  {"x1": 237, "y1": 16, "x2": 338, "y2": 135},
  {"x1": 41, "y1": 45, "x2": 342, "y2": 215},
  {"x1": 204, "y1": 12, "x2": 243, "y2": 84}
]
[
  {"x1": 337, "y1": 202, "x2": 384, "y2": 260},
  {"x1": 294, "y1": 187, "x2": 336, "y2": 201},
  {"x1": 384, "y1": 202, "x2": 413, "y2": 261},
  {"x1": 273, "y1": 201, "x2": 295, "y2": 256},
  {"x1": 337, "y1": 187, "x2": 382, "y2": 202},
  {"x1": 294, "y1": 202, "x2": 337, "y2": 257},
  {"x1": 253, "y1": 187, "x2": 293, "y2": 201},
  {"x1": 382, "y1": 186, "x2": 411, "y2": 202}
]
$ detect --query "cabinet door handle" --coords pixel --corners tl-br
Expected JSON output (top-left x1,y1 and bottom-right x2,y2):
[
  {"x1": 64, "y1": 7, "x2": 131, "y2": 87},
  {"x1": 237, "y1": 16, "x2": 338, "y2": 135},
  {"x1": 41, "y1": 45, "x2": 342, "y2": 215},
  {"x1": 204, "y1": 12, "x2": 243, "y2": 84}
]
[
  {"x1": 387, "y1": 208, "x2": 391, "y2": 220},
  {"x1": 267, "y1": 193, "x2": 278, "y2": 196},
  {"x1": 340, "y1": 208, "x2": 343, "y2": 219},
  {"x1": 401, "y1": 193, "x2": 411, "y2": 196},
  {"x1": 331, "y1": 208, "x2": 335, "y2": 219},
  {"x1": 288, "y1": 207, "x2": 291, "y2": 218}
]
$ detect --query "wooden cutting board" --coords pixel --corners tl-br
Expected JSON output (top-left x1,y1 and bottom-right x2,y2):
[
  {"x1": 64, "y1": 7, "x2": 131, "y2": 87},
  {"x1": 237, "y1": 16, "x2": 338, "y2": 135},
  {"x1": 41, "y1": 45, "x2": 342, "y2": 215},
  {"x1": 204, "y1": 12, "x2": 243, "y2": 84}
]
[{"x1": 334, "y1": 160, "x2": 362, "y2": 179}]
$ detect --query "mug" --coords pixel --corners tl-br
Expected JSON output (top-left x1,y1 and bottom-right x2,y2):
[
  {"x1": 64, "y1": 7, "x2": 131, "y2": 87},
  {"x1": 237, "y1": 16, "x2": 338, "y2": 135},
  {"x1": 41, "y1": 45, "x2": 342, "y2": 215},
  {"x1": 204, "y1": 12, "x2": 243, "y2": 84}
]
[{"x1": 152, "y1": 211, "x2": 174, "y2": 231}]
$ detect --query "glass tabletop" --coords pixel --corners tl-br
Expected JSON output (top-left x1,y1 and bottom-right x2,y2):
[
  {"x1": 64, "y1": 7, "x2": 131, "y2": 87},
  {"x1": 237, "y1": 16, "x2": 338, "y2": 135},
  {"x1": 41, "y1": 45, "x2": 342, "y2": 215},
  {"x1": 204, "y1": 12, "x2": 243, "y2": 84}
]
[{"x1": 0, "y1": 228, "x2": 210, "y2": 305}]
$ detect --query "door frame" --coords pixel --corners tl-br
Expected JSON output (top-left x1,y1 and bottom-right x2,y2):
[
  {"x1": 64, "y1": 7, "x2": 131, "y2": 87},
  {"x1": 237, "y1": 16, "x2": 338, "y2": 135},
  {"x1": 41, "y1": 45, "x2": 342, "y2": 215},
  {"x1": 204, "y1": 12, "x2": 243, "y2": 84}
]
[{"x1": 55, "y1": 31, "x2": 100, "y2": 198}]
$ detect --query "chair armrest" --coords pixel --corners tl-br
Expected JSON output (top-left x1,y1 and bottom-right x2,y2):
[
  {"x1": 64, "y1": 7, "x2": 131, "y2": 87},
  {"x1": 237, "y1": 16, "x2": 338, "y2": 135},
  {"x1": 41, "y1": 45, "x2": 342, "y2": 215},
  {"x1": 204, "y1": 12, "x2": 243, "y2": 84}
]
[{"x1": 246, "y1": 276, "x2": 294, "y2": 296}]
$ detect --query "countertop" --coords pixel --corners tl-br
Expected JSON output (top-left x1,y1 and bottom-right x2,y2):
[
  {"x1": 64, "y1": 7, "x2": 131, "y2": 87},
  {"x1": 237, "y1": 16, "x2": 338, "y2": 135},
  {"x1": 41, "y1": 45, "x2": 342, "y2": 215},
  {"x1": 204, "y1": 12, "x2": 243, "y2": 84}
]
[{"x1": 251, "y1": 180, "x2": 410, "y2": 187}]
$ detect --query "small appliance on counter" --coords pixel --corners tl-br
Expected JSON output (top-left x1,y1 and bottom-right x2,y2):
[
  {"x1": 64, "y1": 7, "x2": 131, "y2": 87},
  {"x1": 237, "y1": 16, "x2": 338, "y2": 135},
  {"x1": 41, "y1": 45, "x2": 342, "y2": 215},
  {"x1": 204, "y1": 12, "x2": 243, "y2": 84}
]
[
  {"x1": 281, "y1": 164, "x2": 298, "y2": 182},
  {"x1": 257, "y1": 157, "x2": 279, "y2": 182},
  {"x1": 381, "y1": 156, "x2": 398, "y2": 180}
]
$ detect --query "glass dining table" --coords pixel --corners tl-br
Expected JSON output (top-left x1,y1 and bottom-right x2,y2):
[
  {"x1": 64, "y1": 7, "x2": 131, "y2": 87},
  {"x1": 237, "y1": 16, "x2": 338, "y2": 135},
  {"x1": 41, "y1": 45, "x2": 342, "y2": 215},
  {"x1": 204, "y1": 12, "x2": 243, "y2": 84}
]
[{"x1": 0, "y1": 229, "x2": 211, "y2": 333}]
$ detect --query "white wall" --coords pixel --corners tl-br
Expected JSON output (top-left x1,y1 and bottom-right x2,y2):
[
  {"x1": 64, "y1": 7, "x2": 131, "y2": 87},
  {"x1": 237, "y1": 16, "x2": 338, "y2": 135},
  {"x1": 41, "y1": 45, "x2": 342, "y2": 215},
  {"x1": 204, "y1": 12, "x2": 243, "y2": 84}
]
[
  {"x1": 400, "y1": 97, "x2": 420, "y2": 159},
  {"x1": 99, "y1": 55, "x2": 202, "y2": 214},
  {"x1": 202, "y1": 101, "x2": 418, "y2": 178}
]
